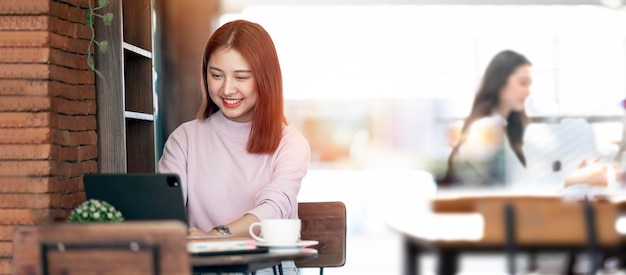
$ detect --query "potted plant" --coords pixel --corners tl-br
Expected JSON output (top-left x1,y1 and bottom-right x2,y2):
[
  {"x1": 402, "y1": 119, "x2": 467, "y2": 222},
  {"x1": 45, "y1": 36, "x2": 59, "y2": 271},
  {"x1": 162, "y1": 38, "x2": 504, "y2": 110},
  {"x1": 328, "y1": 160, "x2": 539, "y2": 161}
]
[{"x1": 67, "y1": 199, "x2": 124, "y2": 223}]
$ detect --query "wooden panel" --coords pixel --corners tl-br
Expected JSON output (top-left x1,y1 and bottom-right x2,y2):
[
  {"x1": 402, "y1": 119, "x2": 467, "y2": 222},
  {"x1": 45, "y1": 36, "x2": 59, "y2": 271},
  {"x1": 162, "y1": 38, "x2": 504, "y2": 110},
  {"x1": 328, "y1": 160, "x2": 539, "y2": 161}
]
[
  {"x1": 433, "y1": 195, "x2": 560, "y2": 213},
  {"x1": 295, "y1": 201, "x2": 346, "y2": 268},
  {"x1": 477, "y1": 199, "x2": 620, "y2": 246},
  {"x1": 126, "y1": 119, "x2": 155, "y2": 173},
  {"x1": 123, "y1": 49, "x2": 153, "y2": 114},
  {"x1": 122, "y1": 0, "x2": 152, "y2": 51},
  {"x1": 95, "y1": 0, "x2": 126, "y2": 173},
  {"x1": 47, "y1": 250, "x2": 156, "y2": 275},
  {"x1": 12, "y1": 221, "x2": 190, "y2": 275}
]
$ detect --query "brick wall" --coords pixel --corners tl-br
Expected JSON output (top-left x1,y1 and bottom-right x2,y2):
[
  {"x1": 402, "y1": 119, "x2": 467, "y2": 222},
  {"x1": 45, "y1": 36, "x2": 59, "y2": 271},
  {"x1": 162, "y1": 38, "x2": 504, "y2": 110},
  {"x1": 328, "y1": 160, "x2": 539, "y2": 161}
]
[{"x1": 0, "y1": 0, "x2": 97, "y2": 273}]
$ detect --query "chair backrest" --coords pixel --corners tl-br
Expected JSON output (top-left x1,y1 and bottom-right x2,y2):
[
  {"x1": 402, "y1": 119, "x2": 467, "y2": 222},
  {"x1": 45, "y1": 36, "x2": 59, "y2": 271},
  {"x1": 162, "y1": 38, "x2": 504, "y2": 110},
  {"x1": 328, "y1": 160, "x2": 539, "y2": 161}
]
[
  {"x1": 12, "y1": 221, "x2": 190, "y2": 275},
  {"x1": 476, "y1": 198, "x2": 620, "y2": 246},
  {"x1": 295, "y1": 201, "x2": 347, "y2": 270}
]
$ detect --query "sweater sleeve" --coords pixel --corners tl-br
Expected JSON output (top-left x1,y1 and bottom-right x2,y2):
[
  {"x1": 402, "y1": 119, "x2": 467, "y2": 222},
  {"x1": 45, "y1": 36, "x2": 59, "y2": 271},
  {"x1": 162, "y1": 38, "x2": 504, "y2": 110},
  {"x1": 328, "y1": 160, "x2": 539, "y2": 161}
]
[
  {"x1": 247, "y1": 127, "x2": 311, "y2": 220},
  {"x1": 157, "y1": 125, "x2": 189, "y2": 206},
  {"x1": 458, "y1": 117, "x2": 506, "y2": 162},
  {"x1": 456, "y1": 118, "x2": 507, "y2": 185}
]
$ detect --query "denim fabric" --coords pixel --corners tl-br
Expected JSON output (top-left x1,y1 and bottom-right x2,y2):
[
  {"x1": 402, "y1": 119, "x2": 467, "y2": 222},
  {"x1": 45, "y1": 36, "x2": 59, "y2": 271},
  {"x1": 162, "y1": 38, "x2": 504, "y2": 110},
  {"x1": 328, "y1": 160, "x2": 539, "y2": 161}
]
[{"x1": 194, "y1": 260, "x2": 298, "y2": 275}]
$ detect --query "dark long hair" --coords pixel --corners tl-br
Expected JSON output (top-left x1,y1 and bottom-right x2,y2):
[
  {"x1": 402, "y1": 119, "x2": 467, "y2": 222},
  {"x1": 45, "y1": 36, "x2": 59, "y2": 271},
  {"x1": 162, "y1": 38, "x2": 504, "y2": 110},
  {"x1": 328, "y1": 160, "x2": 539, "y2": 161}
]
[
  {"x1": 200, "y1": 20, "x2": 286, "y2": 154},
  {"x1": 443, "y1": 50, "x2": 531, "y2": 183}
]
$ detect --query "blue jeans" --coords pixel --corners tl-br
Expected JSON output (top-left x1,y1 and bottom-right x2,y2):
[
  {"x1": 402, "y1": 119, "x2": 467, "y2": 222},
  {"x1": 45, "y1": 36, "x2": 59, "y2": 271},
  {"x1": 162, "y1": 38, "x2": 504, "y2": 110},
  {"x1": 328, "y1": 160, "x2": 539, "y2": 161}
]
[{"x1": 194, "y1": 260, "x2": 298, "y2": 275}]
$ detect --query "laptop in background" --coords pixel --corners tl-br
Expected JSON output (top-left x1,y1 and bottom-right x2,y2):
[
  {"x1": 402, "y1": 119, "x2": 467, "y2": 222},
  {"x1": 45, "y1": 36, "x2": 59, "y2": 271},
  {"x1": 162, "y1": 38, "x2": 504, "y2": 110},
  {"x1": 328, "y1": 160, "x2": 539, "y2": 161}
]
[
  {"x1": 509, "y1": 118, "x2": 600, "y2": 188},
  {"x1": 83, "y1": 173, "x2": 188, "y2": 225}
]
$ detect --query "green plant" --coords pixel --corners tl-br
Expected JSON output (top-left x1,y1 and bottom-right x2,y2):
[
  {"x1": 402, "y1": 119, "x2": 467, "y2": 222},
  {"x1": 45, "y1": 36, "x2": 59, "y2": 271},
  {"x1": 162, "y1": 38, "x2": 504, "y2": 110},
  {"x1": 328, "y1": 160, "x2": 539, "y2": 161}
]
[
  {"x1": 85, "y1": 0, "x2": 113, "y2": 79},
  {"x1": 68, "y1": 199, "x2": 124, "y2": 223}
]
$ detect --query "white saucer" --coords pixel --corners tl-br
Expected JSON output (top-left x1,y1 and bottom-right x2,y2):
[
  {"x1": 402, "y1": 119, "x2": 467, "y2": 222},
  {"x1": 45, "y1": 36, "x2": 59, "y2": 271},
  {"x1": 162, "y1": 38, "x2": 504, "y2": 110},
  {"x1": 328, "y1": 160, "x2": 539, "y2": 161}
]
[{"x1": 255, "y1": 240, "x2": 318, "y2": 249}]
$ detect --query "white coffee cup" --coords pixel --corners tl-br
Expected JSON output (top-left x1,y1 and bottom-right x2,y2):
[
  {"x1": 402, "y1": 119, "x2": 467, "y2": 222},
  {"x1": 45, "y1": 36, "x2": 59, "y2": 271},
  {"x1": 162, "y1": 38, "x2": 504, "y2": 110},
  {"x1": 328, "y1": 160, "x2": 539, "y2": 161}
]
[{"x1": 248, "y1": 219, "x2": 301, "y2": 245}]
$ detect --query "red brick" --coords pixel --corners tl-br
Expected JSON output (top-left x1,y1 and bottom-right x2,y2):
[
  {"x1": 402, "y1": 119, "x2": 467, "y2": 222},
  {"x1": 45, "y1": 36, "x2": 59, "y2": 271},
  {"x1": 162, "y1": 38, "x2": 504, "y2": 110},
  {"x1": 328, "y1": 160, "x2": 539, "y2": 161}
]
[
  {"x1": 50, "y1": 15, "x2": 91, "y2": 40},
  {"x1": 0, "y1": 47, "x2": 49, "y2": 63},
  {"x1": 76, "y1": 144, "x2": 97, "y2": 160},
  {"x1": 0, "y1": 31, "x2": 95, "y2": 55},
  {"x1": 0, "y1": 64, "x2": 49, "y2": 80},
  {"x1": 0, "y1": 96, "x2": 50, "y2": 112},
  {"x1": 56, "y1": 144, "x2": 97, "y2": 162},
  {"x1": 0, "y1": 242, "x2": 10, "y2": 257},
  {"x1": 50, "y1": 32, "x2": 92, "y2": 54},
  {"x1": 55, "y1": 175, "x2": 85, "y2": 193},
  {"x1": 0, "y1": 31, "x2": 48, "y2": 47},
  {"x1": 0, "y1": 209, "x2": 52, "y2": 225},
  {"x1": 0, "y1": 112, "x2": 50, "y2": 128},
  {"x1": 0, "y1": 80, "x2": 48, "y2": 97},
  {"x1": 0, "y1": 226, "x2": 15, "y2": 241},
  {"x1": 54, "y1": 114, "x2": 96, "y2": 131},
  {"x1": 54, "y1": 130, "x2": 97, "y2": 146},
  {"x1": 0, "y1": 0, "x2": 50, "y2": 15},
  {"x1": 0, "y1": 161, "x2": 52, "y2": 177},
  {"x1": 51, "y1": 98, "x2": 95, "y2": 115},
  {"x1": 52, "y1": 191, "x2": 85, "y2": 209},
  {"x1": 50, "y1": 65, "x2": 95, "y2": 85},
  {"x1": 0, "y1": 177, "x2": 85, "y2": 194},
  {"x1": 0, "y1": 16, "x2": 46, "y2": 30},
  {"x1": 0, "y1": 80, "x2": 95, "y2": 100},
  {"x1": 50, "y1": 0, "x2": 88, "y2": 24},
  {"x1": 0, "y1": 177, "x2": 50, "y2": 193},
  {"x1": 0, "y1": 64, "x2": 94, "y2": 85},
  {"x1": 0, "y1": 128, "x2": 53, "y2": 144},
  {"x1": 71, "y1": 130, "x2": 98, "y2": 146},
  {"x1": 49, "y1": 81, "x2": 95, "y2": 100},
  {"x1": 55, "y1": 145, "x2": 74, "y2": 161},
  {"x1": 0, "y1": 144, "x2": 52, "y2": 160},
  {"x1": 50, "y1": 208, "x2": 70, "y2": 222},
  {"x1": 51, "y1": 160, "x2": 96, "y2": 178},
  {"x1": 58, "y1": 0, "x2": 92, "y2": 9},
  {"x1": 0, "y1": 194, "x2": 55, "y2": 208},
  {"x1": 50, "y1": 176, "x2": 83, "y2": 193},
  {"x1": 49, "y1": 48, "x2": 89, "y2": 70},
  {"x1": 0, "y1": 259, "x2": 9, "y2": 275}
]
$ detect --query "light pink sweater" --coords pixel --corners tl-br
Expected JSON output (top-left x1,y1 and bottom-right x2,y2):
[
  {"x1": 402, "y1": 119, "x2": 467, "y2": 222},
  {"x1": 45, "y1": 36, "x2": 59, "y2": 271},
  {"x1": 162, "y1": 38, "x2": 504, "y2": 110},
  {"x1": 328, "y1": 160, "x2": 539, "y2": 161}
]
[{"x1": 157, "y1": 111, "x2": 311, "y2": 231}]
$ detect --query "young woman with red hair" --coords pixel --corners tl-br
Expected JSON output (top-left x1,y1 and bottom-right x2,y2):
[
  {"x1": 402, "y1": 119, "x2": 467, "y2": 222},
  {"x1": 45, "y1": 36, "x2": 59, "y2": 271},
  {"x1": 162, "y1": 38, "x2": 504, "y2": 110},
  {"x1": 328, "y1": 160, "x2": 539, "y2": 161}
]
[{"x1": 158, "y1": 20, "x2": 310, "y2": 273}]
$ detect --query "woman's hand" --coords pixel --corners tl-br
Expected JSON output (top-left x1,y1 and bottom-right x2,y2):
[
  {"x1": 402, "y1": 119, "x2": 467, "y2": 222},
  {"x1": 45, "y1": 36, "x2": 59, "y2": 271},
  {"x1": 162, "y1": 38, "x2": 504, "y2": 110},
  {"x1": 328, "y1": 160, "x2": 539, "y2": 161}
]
[
  {"x1": 564, "y1": 157, "x2": 609, "y2": 188},
  {"x1": 188, "y1": 227, "x2": 222, "y2": 236}
]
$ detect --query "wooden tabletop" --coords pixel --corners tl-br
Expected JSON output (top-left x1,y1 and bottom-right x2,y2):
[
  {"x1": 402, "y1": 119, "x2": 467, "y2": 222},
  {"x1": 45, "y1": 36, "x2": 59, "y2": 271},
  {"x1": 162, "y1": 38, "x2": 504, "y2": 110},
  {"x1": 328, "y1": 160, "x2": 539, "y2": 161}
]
[{"x1": 191, "y1": 247, "x2": 318, "y2": 267}]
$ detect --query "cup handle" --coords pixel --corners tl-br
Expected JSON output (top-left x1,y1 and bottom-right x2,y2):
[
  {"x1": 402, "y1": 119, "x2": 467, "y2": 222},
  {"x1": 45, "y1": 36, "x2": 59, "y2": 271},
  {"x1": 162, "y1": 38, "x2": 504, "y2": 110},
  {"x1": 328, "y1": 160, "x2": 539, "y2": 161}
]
[{"x1": 248, "y1": 222, "x2": 265, "y2": 242}]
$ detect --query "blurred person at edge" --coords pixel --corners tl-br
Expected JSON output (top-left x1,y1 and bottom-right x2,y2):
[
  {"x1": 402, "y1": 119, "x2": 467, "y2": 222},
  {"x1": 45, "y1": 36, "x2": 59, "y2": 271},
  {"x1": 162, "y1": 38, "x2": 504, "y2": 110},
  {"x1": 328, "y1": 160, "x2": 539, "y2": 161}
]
[
  {"x1": 158, "y1": 20, "x2": 310, "y2": 275},
  {"x1": 440, "y1": 49, "x2": 611, "y2": 191}
]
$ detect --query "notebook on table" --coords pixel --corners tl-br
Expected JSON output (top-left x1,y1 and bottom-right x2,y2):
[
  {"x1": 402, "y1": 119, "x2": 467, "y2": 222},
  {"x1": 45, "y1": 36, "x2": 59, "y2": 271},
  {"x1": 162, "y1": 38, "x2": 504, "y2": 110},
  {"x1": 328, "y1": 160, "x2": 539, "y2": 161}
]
[
  {"x1": 187, "y1": 237, "x2": 269, "y2": 256},
  {"x1": 83, "y1": 173, "x2": 268, "y2": 255}
]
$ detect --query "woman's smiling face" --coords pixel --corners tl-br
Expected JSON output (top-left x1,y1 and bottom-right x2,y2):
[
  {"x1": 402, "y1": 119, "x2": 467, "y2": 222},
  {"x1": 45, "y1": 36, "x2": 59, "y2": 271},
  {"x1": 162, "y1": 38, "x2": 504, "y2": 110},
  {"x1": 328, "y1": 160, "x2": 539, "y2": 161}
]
[{"x1": 207, "y1": 47, "x2": 259, "y2": 123}]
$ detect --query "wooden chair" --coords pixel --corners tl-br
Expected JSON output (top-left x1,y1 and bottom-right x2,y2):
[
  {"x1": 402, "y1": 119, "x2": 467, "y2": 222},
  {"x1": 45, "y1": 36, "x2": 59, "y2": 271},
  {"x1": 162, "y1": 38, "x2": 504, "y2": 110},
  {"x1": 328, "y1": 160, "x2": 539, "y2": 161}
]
[
  {"x1": 294, "y1": 201, "x2": 347, "y2": 275},
  {"x1": 449, "y1": 197, "x2": 620, "y2": 275},
  {"x1": 12, "y1": 221, "x2": 190, "y2": 275}
]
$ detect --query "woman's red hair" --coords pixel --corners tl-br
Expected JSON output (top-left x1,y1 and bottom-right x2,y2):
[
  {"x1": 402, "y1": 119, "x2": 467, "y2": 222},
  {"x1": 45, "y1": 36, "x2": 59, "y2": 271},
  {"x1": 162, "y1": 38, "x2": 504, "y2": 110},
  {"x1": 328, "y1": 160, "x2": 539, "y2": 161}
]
[{"x1": 200, "y1": 20, "x2": 286, "y2": 154}]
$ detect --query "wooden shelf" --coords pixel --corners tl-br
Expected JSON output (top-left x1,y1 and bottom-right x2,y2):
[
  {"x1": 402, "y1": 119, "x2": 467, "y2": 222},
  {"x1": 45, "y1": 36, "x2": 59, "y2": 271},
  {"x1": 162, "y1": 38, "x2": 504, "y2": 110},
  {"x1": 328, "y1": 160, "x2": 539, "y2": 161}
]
[
  {"x1": 124, "y1": 111, "x2": 154, "y2": 121},
  {"x1": 122, "y1": 0, "x2": 152, "y2": 51},
  {"x1": 123, "y1": 42, "x2": 152, "y2": 58},
  {"x1": 126, "y1": 119, "x2": 156, "y2": 173},
  {"x1": 123, "y1": 49, "x2": 153, "y2": 114},
  {"x1": 122, "y1": 0, "x2": 156, "y2": 173},
  {"x1": 96, "y1": 0, "x2": 156, "y2": 173}
]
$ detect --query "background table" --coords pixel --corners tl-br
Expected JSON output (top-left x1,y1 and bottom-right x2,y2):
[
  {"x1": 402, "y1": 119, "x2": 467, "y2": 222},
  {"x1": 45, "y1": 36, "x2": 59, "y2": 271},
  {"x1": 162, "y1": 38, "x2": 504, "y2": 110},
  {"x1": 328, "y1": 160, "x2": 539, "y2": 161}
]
[{"x1": 389, "y1": 194, "x2": 626, "y2": 275}]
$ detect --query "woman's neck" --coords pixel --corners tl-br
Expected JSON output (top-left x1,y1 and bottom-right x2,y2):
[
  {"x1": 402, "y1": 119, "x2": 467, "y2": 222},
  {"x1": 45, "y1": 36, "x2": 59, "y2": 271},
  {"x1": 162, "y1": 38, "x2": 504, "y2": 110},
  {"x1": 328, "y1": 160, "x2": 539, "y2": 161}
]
[{"x1": 495, "y1": 105, "x2": 510, "y2": 119}]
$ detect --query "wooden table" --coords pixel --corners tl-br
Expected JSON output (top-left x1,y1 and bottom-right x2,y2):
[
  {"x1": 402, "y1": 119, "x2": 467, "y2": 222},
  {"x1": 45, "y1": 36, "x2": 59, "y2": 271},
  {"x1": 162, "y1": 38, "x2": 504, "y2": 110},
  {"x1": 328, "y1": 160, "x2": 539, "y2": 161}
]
[
  {"x1": 389, "y1": 192, "x2": 626, "y2": 275},
  {"x1": 191, "y1": 248, "x2": 318, "y2": 274}
]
